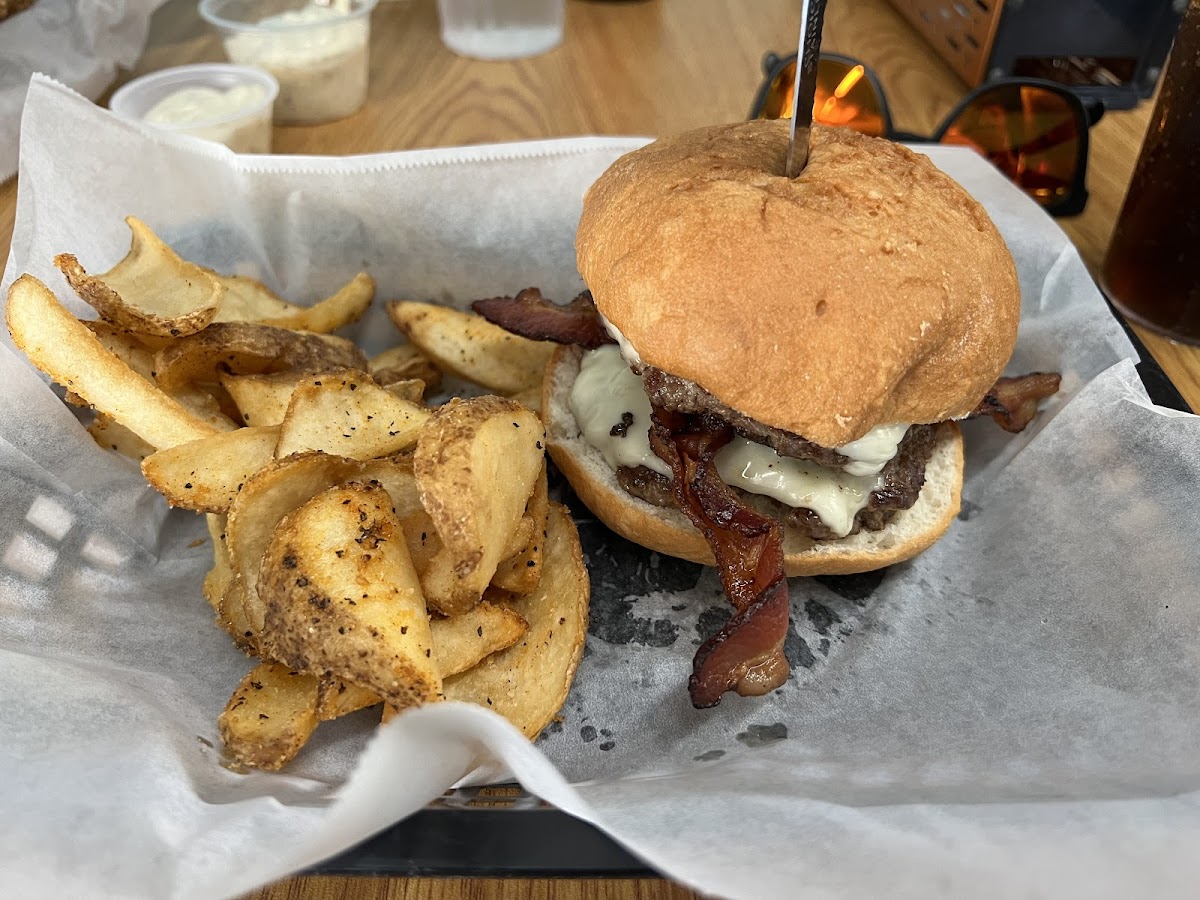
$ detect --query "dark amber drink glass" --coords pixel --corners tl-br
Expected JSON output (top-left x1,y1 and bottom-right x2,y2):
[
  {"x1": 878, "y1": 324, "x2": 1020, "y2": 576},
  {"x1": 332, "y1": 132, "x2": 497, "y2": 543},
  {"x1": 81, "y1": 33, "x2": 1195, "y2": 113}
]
[{"x1": 1102, "y1": 0, "x2": 1200, "y2": 345}]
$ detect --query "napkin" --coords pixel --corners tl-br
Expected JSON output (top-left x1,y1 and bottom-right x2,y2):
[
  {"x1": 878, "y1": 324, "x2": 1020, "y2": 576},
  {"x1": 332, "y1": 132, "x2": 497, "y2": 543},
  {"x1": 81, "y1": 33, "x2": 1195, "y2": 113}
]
[
  {"x1": 0, "y1": 0, "x2": 164, "y2": 182},
  {"x1": 4, "y1": 76, "x2": 1200, "y2": 900}
]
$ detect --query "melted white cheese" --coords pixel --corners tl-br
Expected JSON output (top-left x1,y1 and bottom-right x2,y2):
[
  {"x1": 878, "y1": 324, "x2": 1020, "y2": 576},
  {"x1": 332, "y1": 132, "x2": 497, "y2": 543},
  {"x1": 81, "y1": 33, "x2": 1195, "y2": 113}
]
[
  {"x1": 569, "y1": 345, "x2": 669, "y2": 476},
  {"x1": 597, "y1": 314, "x2": 643, "y2": 369},
  {"x1": 714, "y1": 439, "x2": 878, "y2": 537},
  {"x1": 570, "y1": 346, "x2": 893, "y2": 537},
  {"x1": 837, "y1": 423, "x2": 909, "y2": 476}
]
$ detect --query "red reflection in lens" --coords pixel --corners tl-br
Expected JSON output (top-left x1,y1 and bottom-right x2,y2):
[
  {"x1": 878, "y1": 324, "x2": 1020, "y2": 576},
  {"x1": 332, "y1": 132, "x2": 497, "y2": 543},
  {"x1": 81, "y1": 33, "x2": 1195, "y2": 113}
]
[{"x1": 942, "y1": 86, "x2": 1078, "y2": 204}]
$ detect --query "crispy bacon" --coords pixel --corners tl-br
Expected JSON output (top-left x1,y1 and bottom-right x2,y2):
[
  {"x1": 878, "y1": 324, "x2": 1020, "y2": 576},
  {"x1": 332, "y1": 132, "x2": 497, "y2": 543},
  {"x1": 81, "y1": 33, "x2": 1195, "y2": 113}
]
[
  {"x1": 649, "y1": 409, "x2": 790, "y2": 708},
  {"x1": 471, "y1": 288, "x2": 615, "y2": 349},
  {"x1": 970, "y1": 372, "x2": 1062, "y2": 433}
]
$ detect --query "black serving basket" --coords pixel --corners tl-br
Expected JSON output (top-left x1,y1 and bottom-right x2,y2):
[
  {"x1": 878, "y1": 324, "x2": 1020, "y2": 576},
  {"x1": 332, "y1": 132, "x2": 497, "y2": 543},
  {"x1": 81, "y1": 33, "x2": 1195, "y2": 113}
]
[{"x1": 309, "y1": 305, "x2": 1190, "y2": 880}]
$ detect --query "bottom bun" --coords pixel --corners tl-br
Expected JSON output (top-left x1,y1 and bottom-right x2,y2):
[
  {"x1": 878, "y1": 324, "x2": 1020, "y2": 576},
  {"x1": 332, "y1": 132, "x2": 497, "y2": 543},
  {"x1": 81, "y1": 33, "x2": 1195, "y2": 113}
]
[{"x1": 542, "y1": 345, "x2": 964, "y2": 576}]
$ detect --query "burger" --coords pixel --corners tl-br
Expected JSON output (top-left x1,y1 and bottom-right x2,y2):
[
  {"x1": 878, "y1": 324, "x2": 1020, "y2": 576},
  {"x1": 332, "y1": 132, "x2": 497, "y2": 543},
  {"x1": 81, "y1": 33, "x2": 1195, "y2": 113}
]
[{"x1": 476, "y1": 120, "x2": 1058, "y2": 707}]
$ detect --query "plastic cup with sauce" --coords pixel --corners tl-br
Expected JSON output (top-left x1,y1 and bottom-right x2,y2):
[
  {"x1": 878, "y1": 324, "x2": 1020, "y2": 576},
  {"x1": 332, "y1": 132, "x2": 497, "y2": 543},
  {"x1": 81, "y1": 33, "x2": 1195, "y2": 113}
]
[
  {"x1": 436, "y1": 0, "x2": 565, "y2": 60},
  {"x1": 108, "y1": 64, "x2": 278, "y2": 153},
  {"x1": 199, "y1": 0, "x2": 378, "y2": 125}
]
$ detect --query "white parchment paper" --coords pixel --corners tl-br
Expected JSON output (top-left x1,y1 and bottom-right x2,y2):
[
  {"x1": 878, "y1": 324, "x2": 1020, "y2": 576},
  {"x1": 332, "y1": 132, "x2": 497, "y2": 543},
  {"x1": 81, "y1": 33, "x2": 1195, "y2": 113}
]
[
  {"x1": 0, "y1": 0, "x2": 164, "y2": 182},
  {"x1": 3, "y1": 77, "x2": 1200, "y2": 900}
]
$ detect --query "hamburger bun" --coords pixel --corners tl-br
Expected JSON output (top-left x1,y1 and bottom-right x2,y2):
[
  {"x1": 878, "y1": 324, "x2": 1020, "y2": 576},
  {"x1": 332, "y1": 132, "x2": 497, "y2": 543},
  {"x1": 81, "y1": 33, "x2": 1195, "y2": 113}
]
[
  {"x1": 576, "y1": 121, "x2": 1021, "y2": 447},
  {"x1": 543, "y1": 345, "x2": 964, "y2": 576}
]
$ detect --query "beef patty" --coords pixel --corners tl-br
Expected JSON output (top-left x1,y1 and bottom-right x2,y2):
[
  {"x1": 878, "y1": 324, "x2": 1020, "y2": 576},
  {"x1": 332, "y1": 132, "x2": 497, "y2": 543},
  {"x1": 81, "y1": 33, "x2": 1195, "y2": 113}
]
[
  {"x1": 617, "y1": 424, "x2": 938, "y2": 541},
  {"x1": 641, "y1": 366, "x2": 849, "y2": 468}
]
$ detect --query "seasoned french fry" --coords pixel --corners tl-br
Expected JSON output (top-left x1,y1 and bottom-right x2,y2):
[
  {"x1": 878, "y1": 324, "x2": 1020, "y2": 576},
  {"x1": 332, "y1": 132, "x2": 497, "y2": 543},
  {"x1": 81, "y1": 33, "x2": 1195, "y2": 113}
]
[
  {"x1": 414, "y1": 396, "x2": 545, "y2": 615},
  {"x1": 142, "y1": 426, "x2": 280, "y2": 513},
  {"x1": 369, "y1": 342, "x2": 442, "y2": 392},
  {"x1": 213, "y1": 271, "x2": 374, "y2": 334},
  {"x1": 257, "y1": 481, "x2": 442, "y2": 710},
  {"x1": 386, "y1": 301, "x2": 554, "y2": 394},
  {"x1": 431, "y1": 601, "x2": 528, "y2": 677},
  {"x1": 261, "y1": 273, "x2": 374, "y2": 333},
  {"x1": 6, "y1": 275, "x2": 219, "y2": 449},
  {"x1": 275, "y1": 373, "x2": 430, "y2": 460},
  {"x1": 382, "y1": 379, "x2": 427, "y2": 405},
  {"x1": 219, "y1": 662, "x2": 320, "y2": 771},
  {"x1": 54, "y1": 217, "x2": 222, "y2": 337},
  {"x1": 227, "y1": 451, "x2": 367, "y2": 637},
  {"x1": 153, "y1": 322, "x2": 367, "y2": 393},
  {"x1": 87, "y1": 413, "x2": 157, "y2": 462},
  {"x1": 333, "y1": 601, "x2": 530, "y2": 719},
  {"x1": 316, "y1": 679, "x2": 382, "y2": 721},
  {"x1": 203, "y1": 513, "x2": 232, "y2": 617},
  {"x1": 492, "y1": 463, "x2": 549, "y2": 595},
  {"x1": 442, "y1": 504, "x2": 589, "y2": 738}
]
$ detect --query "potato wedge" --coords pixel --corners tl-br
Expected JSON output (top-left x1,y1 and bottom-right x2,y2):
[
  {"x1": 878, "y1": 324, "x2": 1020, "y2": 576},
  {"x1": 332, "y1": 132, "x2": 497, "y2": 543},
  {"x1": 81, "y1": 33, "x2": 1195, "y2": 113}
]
[
  {"x1": 316, "y1": 679, "x2": 382, "y2": 721},
  {"x1": 142, "y1": 426, "x2": 279, "y2": 513},
  {"x1": 382, "y1": 379, "x2": 427, "y2": 405},
  {"x1": 220, "y1": 369, "x2": 322, "y2": 427},
  {"x1": 213, "y1": 271, "x2": 374, "y2": 334},
  {"x1": 275, "y1": 373, "x2": 431, "y2": 460},
  {"x1": 506, "y1": 385, "x2": 542, "y2": 415},
  {"x1": 359, "y1": 454, "x2": 424, "y2": 519},
  {"x1": 87, "y1": 413, "x2": 157, "y2": 461},
  {"x1": 153, "y1": 322, "x2": 367, "y2": 393},
  {"x1": 323, "y1": 601, "x2": 529, "y2": 719},
  {"x1": 414, "y1": 396, "x2": 545, "y2": 615},
  {"x1": 443, "y1": 504, "x2": 588, "y2": 738},
  {"x1": 257, "y1": 481, "x2": 442, "y2": 710},
  {"x1": 387, "y1": 301, "x2": 554, "y2": 394},
  {"x1": 261, "y1": 273, "x2": 374, "y2": 333},
  {"x1": 219, "y1": 662, "x2": 320, "y2": 771},
  {"x1": 431, "y1": 601, "x2": 529, "y2": 678},
  {"x1": 220, "y1": 576, "x2": 258, "y2": 654},
  {"x1": 210, "y1": 274, "x2": 297, "y2": 322},
  {"x1": 369, "y1": 343, "x2": 442, "y2": 393},
  {"x1": 227, "y1": 451, "x2": 367, "y2": 637},
  {"x1": 6, "y1": 275, "x2": 219, "y2": 449},
  {"x1": 491, "y1": 463, "x2": 549, "y2": 595},
  {"x1": 82, "y1": 321, "x2": 157, "y2": 381},
  {"x1": 203, "y1": 513, "x2": 232, "y2": 617},
  {"x1": 172, "y1": 385, "x2": 240, "y2": 432},
  {"x1": 54, "y1": 217, "x2": 222, "y2": 337}
]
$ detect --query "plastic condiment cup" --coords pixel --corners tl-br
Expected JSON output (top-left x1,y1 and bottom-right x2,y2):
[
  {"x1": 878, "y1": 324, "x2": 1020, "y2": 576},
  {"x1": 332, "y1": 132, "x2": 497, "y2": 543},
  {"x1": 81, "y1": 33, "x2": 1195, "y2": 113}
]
[
  {"x1": 199, "y1": 0, "x2": 378, "y2": 125},
  {"x1": 436, "y1": 0, "x2": 565, "y2": 60},
  {"x1": 108, "y1": 64, "x2": 278, "y2": 154}
]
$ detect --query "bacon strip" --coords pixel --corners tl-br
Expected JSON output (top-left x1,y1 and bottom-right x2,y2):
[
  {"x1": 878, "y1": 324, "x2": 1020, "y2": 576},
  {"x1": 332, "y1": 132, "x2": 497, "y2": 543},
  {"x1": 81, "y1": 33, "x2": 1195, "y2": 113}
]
[
  {"x1": 970, "y1": 372, "x2": 1062, "y2": 433},
  {"x1": 649, "y1": 409, "x2": 790, "y2": 708},
  {"x1": 471, "y1": 288, "x2": 615, "y2": 349}
]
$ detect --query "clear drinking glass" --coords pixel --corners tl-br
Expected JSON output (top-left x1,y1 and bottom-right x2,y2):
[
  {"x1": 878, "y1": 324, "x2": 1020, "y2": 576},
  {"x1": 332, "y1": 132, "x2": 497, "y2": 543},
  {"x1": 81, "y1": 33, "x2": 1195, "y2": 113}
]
[
  {"x1": 1101, "y1": 0, "x2": 1200, "y2": 345},
  {"x1": 436, "y1": 0, "x2": 565, "y2": 60}
]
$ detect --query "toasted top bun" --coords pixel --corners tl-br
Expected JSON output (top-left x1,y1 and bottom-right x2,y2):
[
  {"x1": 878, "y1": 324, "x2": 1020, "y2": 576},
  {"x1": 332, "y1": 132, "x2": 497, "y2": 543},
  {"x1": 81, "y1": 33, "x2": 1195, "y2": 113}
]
[
  {"x1": 576, "y1": 121, "x2": 1021, "y2": 447},
  {"x1": 542, "y1": 346, "x2": 964, "y2": 576}
]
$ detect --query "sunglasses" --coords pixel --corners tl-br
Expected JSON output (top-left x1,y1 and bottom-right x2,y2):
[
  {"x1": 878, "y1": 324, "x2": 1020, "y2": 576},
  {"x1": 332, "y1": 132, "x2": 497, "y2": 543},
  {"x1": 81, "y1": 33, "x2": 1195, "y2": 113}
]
[{"x1": 750, "y1": 52, "x2": 1105, "y2": 217}]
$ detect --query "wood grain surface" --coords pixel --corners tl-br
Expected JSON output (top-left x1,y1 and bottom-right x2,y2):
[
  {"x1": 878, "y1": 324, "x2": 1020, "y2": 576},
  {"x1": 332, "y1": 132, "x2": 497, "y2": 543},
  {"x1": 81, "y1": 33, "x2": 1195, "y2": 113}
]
[{"x1": 0, "y1": 1, "x2": 1194, "y2": 898}]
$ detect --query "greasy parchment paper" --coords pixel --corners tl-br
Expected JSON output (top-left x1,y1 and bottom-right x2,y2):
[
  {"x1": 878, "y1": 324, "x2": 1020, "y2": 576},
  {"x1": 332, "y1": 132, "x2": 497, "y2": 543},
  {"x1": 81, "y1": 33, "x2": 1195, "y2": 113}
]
[{"x1": 3, "y1": 77, "x2": 1200, "y2": 900}]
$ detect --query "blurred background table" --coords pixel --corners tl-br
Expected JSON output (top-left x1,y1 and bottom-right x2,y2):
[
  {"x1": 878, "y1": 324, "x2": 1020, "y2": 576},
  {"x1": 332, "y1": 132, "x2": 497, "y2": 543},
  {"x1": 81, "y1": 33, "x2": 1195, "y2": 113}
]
[{"x1": 0, "y1": 0, "x2": 1196, "y2": 896}]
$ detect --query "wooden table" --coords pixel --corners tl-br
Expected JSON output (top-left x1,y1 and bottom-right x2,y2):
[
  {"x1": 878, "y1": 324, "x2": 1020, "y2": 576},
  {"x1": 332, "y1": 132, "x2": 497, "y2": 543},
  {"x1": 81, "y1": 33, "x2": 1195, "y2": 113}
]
[{"x1": 0, "y1": 1, "x2": 1196, "y2": 897}]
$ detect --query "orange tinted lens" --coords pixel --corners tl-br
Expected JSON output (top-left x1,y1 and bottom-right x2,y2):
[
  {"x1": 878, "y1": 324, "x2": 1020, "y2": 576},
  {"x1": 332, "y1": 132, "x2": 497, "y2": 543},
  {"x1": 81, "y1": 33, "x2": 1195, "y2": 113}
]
[
  {"x1": 813, "y1": 60, "x2": 886, "y2": 137},
  {"x1": 758, "y1": 60, "x2": 797, "y2": 120},
  {"x1": 941, "y1": 86, "x2": 1078, "y2": 205},
  {"x1": 758, "y1": 59, "x2": 886, "y2": 138}
]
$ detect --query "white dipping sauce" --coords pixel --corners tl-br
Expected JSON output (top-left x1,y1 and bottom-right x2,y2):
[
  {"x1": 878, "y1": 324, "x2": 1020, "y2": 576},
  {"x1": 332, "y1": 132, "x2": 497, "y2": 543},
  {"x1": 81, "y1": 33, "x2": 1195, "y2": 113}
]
[
  {"x1": 143, "y1": 83, "x2": 271, "y2": 153},
  {"x1": 223, "y1": 3, "x2": 370, "y2": 124}
]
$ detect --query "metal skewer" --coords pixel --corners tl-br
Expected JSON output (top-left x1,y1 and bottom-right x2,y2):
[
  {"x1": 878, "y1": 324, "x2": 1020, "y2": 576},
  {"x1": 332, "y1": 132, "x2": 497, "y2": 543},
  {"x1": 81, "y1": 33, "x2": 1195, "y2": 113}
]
[{"x1": 784, "y1": 0, "x2": 830, "y2": 178}]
